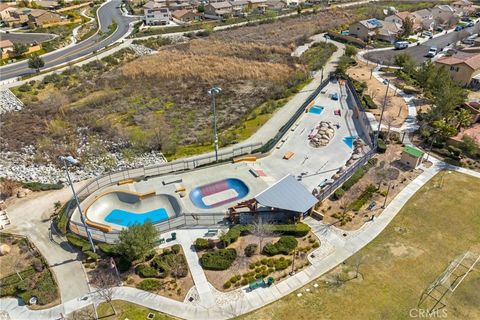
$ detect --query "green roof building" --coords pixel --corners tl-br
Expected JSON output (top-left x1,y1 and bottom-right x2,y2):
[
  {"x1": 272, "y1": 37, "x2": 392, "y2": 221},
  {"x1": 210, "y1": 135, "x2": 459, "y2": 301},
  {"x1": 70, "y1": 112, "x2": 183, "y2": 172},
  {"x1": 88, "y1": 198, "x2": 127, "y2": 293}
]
[{"x1": 401, "y1": 145, "x2": 424, "y2": 168}]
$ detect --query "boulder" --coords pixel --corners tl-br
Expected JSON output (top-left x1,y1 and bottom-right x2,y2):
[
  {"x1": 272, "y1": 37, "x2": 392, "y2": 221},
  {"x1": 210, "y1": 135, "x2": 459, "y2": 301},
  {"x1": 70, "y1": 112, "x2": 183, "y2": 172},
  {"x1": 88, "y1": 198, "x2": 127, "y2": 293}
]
[{"x1": 0, "y1": 244, "x2": 11, "y2": 256}]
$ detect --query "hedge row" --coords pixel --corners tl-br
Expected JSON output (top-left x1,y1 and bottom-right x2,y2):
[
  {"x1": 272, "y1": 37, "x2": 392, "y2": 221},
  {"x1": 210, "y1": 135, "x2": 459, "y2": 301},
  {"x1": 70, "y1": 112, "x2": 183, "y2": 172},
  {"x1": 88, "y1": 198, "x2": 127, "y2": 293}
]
[
  {"x1": 350, "y1": 185, "x2": 378, "y2": 211},
  {"x1": 263, "y1": 236, "x2": 298, "y2": 256},
  {"x1": 200, "y1": 249, "x2": 237, "y2": 270},
  {"x1": 66, "y1": 233, "x2": 91, "y2": 252},
  {"x1": 266, "y1": 223, "x2": 311, "y2": 237},
  {"x1": 332, "y1": 158, "x2": 378, "y2": 200},
  {"x1": 362, "y1": 95, "x2": 377, "y2": 109}
]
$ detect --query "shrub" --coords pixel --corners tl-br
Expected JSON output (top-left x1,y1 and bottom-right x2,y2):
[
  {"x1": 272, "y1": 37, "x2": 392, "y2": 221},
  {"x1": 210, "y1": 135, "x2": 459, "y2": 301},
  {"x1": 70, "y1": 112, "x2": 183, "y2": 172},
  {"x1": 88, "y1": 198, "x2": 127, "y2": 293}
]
[
  {"x1": 136, "y1": 264, "x2": 158, "y2": 278},
  {"x1": 22, "y1": 182, "x2": 63, "y2": 192},
  {"x1": 332, "y1": 188, "x2": 346, "y2": 200},
  {"x1": 84, "y1": 250, "x2": 100, "y2": 261},
  {"x1": 195, "y1": 238, "x2": 209, "y2": 251},
  {"x1": 244, "y1": 243, "x2": 258, "y2": 257},
  {"x1": 274, "y1": 258, "x2": 292, "y2": 270},
  {"x1": 116, "y1": 257, "x2": 132, "y2": 272},
  {"x1": 97, "y1": 243, "x2": 118, "y2": 256},
  {"x1": 171, "y1": 244, "x2": 181, "y2": 254},
  {"x1": 144, "y1": 251, "x2": 156, "y2": 262},
  {"x1": 240, "y1": 278, "x2": 248, "y2": 285},
  {"x1": 220, "y1": 225, "x2": 250, "y2": 246},
  {"x1": 137, "y1": 279, "x2": 161, "y2": 292},
  {"x1": 263, "y1": 236, "x2": 298, "y2": 256},
  {"x1": 66, "y1": 234, "x2": 91, "y2": 252},
  {"x1": 261, "y1": 258, "x2": 268, "y2": 265},
  {"x1": 377, "y1": 139, "x2": 387, "y2": 153},
  {"x1": 223, "y1": 281, "x2": 231, "y2": 289},
  {"x1": 268, "y1": 223, "x2": 311, "y2": 237},
  {"x1": 350, "y1": 185, "x2": 377, "y2": 211},
  {"x1": 249, "y1": 263, "x2": 255, "y2": 269},
  {"x1": 362, "y1": 95, "x2": 377, "y2": 109},
  {"x1": 312, "y1": 242, "x2": 320, "y2": 248},
  {"x1": 200, "y1": 249, "x2": 237, "y2": 270}
]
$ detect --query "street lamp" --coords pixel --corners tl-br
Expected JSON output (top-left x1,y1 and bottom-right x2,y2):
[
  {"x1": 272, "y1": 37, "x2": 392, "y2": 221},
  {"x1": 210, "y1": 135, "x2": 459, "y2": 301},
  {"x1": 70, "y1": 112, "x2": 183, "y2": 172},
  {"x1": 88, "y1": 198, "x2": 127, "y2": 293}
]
[
  {"x1": 374, "y1": 79, "x2": 390, "y2": 148},
  {"x1": 208, "y1": 86, "x2": 222, "y2": 162},
  {"x1": 59, "y1": 155, "x2": 96, "y2": 253}
]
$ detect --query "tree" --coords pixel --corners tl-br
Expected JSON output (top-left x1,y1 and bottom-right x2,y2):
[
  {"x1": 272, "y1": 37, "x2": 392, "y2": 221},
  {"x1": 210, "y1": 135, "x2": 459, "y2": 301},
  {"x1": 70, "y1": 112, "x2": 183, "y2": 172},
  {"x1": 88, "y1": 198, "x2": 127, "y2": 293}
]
[
  {"x1": 345, "y1": 44, "x2": 358, "y2": 58},
  {"x1": 116, "y1": 222, "x2": 159, "y2": 262},
  {"x1": 401, "y1": 16, "x2": 414, "y2": 38},
  {"x1": 458, "y1": 135, "x2": 478, "y2": 158},
  {"x1": 12, "y1": 43, "x2": 28, "y2": 57},
  {"x1": 251, "y1": 217, "x2": 275, "y2": 252},
  {"x1": 455, "y1": 108, "x2": 472, "y2": 130},
  {"x1": 28, "y1": 54, "x2": 45, "y2": 72},
  {"x1": 91, "y1": 271, "x2": 117, "y2": 316}
]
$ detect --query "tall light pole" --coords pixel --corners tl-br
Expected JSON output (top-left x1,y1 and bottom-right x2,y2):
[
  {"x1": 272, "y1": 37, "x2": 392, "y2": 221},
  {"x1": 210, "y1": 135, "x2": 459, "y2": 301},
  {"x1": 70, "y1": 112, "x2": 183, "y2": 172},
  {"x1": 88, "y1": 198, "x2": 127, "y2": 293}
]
[
  {"x1": 59, "y1": 155, "x2": 96, "y2": 253},
  {"x1": 374, "y1": 79, "x2": 390, "y2": 148},
  {"x1": 208, "y1": 86, "x2": 222, "y2": 162}
]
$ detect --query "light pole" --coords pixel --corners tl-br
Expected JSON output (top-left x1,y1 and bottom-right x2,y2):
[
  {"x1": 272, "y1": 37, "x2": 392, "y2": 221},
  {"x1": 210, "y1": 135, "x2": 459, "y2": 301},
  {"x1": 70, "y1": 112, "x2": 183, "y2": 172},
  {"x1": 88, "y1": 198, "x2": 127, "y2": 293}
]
[
  {"x1": 59, "y1": 156, "x2": 96, "y2": 253},
  {"x1": 374, "y1": 79, "x2": 390, "y2": 148},
  {"x1": 208, "y1": 86, "x2": 222, "y2": 162}
]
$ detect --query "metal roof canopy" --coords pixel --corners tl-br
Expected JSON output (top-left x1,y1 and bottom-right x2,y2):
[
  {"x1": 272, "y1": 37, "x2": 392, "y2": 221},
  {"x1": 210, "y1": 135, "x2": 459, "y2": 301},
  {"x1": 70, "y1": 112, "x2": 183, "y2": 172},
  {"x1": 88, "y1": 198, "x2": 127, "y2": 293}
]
[{"x1": 254, "y1": 175, "x2": 317, "y2": 213}]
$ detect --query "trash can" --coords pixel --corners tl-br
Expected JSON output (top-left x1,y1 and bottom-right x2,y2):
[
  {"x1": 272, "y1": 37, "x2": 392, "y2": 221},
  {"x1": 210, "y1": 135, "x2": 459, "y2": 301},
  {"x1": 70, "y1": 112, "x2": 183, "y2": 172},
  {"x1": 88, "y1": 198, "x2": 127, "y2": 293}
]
[
  {"x1": 171, "y1": 232, "x2": 177, "y2": 240},
  {"x1": 267, "y1": 277, "x2": 274, "y2": 286}
]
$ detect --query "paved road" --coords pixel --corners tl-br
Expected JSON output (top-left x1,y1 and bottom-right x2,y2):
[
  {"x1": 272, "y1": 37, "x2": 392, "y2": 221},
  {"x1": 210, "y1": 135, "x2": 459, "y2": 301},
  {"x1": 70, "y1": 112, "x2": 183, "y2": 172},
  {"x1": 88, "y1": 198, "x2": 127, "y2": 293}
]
[
  {"x1": 0, "y1": 31, "x2": 56, "y2": 44},
  {"x1": 0, "y1": 0, "x2": 138, "y2": 81},
  {"x1": 364, "y1": 22, "x2": 480, "y2": 66}
]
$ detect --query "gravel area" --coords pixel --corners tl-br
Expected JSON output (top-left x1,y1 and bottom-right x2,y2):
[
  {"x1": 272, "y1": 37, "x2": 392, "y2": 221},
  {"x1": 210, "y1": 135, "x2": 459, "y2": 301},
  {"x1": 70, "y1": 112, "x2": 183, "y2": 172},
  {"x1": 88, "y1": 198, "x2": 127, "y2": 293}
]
[{"x1": 0, "y1": 89, "x2": 24, "y2": 114}]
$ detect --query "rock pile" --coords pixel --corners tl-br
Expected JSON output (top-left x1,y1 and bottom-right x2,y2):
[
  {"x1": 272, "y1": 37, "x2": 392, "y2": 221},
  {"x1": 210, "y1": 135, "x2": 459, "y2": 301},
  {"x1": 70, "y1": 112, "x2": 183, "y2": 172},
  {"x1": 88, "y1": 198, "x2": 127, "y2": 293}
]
[
  {"x1": 309, "y1": 121, "x2": 335, "y2": 148},
  {"x1": 351, "y1": 138, "x2": 364, "y2": 160},
  {"x1": 130, "y1": 44, "x2": 156, "y2": 56},
  {"x1": 0, "y1": 89, "x2": 24, "y2": 114},
  {"x1": 0, "y1": 145, "x2": 167, "y2": 184}
]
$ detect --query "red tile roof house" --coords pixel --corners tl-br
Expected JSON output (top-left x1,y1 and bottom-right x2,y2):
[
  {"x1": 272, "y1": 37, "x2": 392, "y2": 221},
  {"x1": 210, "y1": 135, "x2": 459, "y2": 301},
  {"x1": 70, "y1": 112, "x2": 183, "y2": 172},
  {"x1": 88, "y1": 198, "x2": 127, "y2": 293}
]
[{"x1": 171, "y1": 9, "x2": 202, "y2": 22}]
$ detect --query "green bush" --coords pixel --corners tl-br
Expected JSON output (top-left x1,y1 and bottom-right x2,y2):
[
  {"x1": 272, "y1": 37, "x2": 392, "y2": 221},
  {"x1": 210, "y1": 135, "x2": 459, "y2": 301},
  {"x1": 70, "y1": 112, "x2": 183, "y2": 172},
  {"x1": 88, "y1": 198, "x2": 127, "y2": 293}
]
[
  {"x1": 332, "y1": 188, "x2": 346, "y2": 200},
  {"x1": 84, "y1": 250, "x2": 100, "y2": 261},
  {"x1": 136, "y1": 264, "x2": 158, "y2": 278},
  {"x1": 350, "y1": 185, "x2": 377, "y2": 211},
  {"x1": 137, "y1": 279, "x2": 161, "y2": 292},
  {"x1": 268, "y1": 223, "x2": 311, "y2": 237},
  {"x1": 97, "y1": 243, "x2": 118, "y2": 256},
  {"x1": 312, "y1": 242, "x2": 320, "y2": 248},
  {"x1": 362, "y1": 95, "x2": 377, "y2": 109},
  {"x1": 171, "y1": 244, "x2": 181, "y2": 254},
  {"x1": 263, "y1": 236, "x2": 298, "y2": 256},
  {"x1": 377, "y1": 139, "x2": 387, "y2": 153},
  {"x1": 66, "y1": 234, "x2": 91, "y2": 252},
  {"x1": 274, "y1": 258, "x2": 291, "y2": 270},
  {"x1": 240, "y1": 278, "x2": 248, "y2": 285},
  {"x1": 22, "y1": 182, "x2": 63, "y2": 192},
  {"x1": 116, "y1": 257, "x2": 132, "y2": 272},
  {"x1": 220, "y1": 225, "x2": 251, "y2": 246},
  {"x1": 195, "y1": 238, "x2": 209, "y2": 251},
  {"x1": 244, "y1": 243, "x2": 258, "y2": 257},
  {"x1": 200, "y1": 249, "x2": 237, "y2": 270},
  {"x1": 223, "y1": 281, "x2": 232, "y2": 289}
]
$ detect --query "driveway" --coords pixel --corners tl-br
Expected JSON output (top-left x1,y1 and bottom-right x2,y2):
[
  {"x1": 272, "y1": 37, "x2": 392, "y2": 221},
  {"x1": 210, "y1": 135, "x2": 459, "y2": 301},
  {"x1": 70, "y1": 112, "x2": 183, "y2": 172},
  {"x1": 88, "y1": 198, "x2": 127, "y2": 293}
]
[{"x1": 364, "y1": 22, "x2": 480, "y2": 66}]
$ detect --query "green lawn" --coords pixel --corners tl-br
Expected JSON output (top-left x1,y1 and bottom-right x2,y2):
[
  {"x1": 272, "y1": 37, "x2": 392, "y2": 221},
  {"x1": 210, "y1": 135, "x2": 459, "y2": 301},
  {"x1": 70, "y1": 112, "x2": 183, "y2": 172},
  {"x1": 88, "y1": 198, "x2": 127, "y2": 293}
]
[
  {"x1": 238, "y1": 171, "x2": 480, "y2": 320},
  {"x1": 97, "y1": 300, "x2": 175, "y2": 320}
]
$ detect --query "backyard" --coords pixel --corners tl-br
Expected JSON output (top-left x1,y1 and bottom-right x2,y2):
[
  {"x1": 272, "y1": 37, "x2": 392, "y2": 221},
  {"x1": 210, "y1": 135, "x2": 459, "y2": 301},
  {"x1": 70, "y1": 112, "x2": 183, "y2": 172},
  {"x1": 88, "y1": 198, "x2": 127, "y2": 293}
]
[{"x1": 238, "y1": 171, "x2": 480, "y2": 320}]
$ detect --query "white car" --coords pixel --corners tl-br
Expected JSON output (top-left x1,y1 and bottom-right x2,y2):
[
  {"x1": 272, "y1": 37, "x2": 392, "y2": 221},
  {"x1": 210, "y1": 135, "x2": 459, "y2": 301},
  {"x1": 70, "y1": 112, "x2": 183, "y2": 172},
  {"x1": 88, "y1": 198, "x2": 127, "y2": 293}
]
[{"x1": 426, "y1": 47, "x2": 437, "y2": 58}]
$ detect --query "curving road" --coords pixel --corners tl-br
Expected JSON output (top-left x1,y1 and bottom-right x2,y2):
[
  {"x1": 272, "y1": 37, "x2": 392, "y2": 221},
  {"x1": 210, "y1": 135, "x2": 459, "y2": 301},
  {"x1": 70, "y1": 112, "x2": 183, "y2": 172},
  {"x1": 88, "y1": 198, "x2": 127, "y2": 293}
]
[
  {"x1": 364, "y1": 22, "x2": 480, "y2": 66},
  {"x1": 0, "y1": 0, "x2": 138, "y2": 81}
]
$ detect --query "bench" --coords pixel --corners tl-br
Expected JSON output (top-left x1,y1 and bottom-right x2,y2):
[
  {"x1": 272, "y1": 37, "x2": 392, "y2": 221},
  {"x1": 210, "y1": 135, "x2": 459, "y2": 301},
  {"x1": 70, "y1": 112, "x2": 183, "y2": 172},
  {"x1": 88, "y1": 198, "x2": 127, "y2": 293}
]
[
  {"x1": 249, "y1": 278, "x2": 265, "y2": 290},
  {"x1": 283, "y1": 151, "x2": 294, "y2": 160},
  {"x1": 205, "y1": 229, "x2": 218, "y2": 237},
  {"x1": 117, "y1": 179, "x2": 134, "y2": 185},
  {"x1": 233, "y1": 156, "x2": 257, "y2": 163},
  {"x1": 249, "y1": 169, "x2": 259, "y2": 178},
  {"x1": 162, "y1": 176, "x2": 183, "y2": 185}
]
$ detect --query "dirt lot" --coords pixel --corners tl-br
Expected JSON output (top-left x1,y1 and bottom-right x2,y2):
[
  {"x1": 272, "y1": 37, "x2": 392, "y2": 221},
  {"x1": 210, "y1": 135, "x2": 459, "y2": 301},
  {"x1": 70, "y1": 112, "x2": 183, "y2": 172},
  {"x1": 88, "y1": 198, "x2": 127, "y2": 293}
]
[
  {"x1": 201, "y1": 231, "x2": 320, "y2": 292},
  {"x1": 0, "y1": 235, "x2": 38, "y2": 277},
  {"x1": 347, "y1": 60, "x2": 408, "y2": 127},
  {"x1": 318, "y1": 143, "x2": 423, "y2": 231}
]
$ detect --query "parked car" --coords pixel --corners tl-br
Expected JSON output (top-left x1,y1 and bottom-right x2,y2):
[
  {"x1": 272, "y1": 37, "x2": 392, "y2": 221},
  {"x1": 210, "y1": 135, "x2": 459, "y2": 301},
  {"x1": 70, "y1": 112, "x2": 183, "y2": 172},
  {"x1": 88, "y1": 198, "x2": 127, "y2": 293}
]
[
  {"x1": 426, "y1": 47, "x2": 438, "y2": 58},
  {"x1": 461, "y1": 17, "x2": 472, "y2": 22},
  {"x1": 394, "y1": 41, "x2": 409, "y2": 50},
  {"x1": 436, "y1": 26, "x2": 444, "y2": 32},
  {"x1": 466, "y1": 22, "x2": 475, "y2": 28},
  {"x1": 422, "y1": 31, "x2": 433, "y2": 38},
  {"x1": 331, "y1": 92, "x2": 338, "y2": 100},
  {"x1": 455, "y1": 25, "x2": 465, "y2": 31}
]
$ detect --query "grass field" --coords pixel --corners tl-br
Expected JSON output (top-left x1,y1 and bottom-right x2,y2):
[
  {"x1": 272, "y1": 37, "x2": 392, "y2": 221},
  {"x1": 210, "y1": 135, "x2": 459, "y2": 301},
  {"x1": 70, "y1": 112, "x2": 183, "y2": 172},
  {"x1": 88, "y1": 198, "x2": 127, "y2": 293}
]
[
  {"x1": 238, "y1": 171, "x2": 480, "y2": 320},
  {"x1": 96, "y1": 300, "x2": 175, "y2": 320}
]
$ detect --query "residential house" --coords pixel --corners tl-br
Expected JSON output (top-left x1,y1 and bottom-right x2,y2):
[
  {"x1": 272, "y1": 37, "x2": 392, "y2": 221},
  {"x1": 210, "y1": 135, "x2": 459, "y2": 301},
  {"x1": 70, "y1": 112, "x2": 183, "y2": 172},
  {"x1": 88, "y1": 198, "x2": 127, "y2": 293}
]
[
  {"x1": 144, "y1": 1, "x2": 171, "y2": 25},
  {"x1": 26, "y1": 9, "x2": 62, "y2": 27},
  {"x1": 204, "y1": 1, "x2": 232, "y2": 19},
  {"x1": 265, "y1": 0, "x2": 286, "y2": 10},
  {"x1": 0, "y1": 39, "x2": 14, "y2": 59},
  {"x1": 229, "y1": 0, "x2": 248, "y2": 16},
  {"x1": 412, "y1": 8, "x2": 435, "y2": 30},
  {"x1": 385, "y1": 11, "x2": 421, "y2": 31},
  {"x1": 168, "y1": 0, "x2": 195, "y2": 11},
  {"x1": 435, "y1": 52, "x2": 480, "y2": 87},
  {"x1": 349, "y1": 18, "x2": 383, "y2": 42},
  {"x1": 452, "y1": 0, "x2": 475, "y2": 16},
  {"x1": 376, "y1": 20, "x2": 402, "y2": 43},
  {"x1": 171, "y1": 9, "x2": 202, "y2": 22},
  {"x1": 248, "y1": 0, "x2": 267, "y2": 13},
  {"x1": 0, "y1": 3, "x2": 16, "y2": 21}
]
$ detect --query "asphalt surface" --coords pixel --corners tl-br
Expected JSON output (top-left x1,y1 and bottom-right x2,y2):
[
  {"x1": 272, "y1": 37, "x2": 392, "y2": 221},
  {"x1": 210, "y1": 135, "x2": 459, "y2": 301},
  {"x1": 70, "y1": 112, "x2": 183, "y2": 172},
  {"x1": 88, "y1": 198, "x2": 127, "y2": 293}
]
[
  {"x1": 364, "y1": 22, "x2": 480, "y2": 66},
  {"x1": 0, "y1": 31, "x2": 56, "y2": 44},
  {"x1": 0, "y1": 0, "x2": 138, "y2": 81}
]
